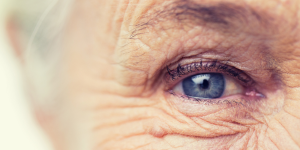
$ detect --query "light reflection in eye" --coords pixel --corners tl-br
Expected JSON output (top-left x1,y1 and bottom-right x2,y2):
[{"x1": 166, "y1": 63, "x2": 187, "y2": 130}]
[{"x1": 173, "y1": 73, "x2": 244, "y2": 99}]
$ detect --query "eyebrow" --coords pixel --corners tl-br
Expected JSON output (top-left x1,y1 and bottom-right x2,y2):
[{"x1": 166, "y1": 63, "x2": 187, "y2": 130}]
[{"x1": 132, "y1": 0, "x2": 269, "y2": 34}]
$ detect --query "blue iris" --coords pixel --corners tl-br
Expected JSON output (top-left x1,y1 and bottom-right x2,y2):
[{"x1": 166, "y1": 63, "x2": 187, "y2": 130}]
[{"x1": 182, "y1": 73, "x2": 225, "y2": 99}]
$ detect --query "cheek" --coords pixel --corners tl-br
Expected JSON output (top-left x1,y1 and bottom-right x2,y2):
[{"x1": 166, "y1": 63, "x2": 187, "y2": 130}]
[
  {"x1": 71, "y1": 92, "x2": 249, "y2": 149},
  {"x1": 60, "y1": 64, "x2": 287, "y2": 150},
  {"x1": 78, "y1": 94, "x2": 166, "y2": 149}
]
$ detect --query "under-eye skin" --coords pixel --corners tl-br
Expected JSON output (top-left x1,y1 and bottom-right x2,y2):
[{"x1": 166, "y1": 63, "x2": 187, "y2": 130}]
[{"x1": 166, "y1": 61, "x2": 265, "y2": 104}]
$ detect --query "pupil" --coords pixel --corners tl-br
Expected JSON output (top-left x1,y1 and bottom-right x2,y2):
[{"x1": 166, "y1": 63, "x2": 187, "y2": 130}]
[{"x1": 200, "y1": 79, "x2": 209, "y2": 89}]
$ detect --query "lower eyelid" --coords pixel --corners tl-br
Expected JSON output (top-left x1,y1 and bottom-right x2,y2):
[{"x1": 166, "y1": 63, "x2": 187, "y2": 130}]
[
  {"x1": 165, "y1": 91, "x2": 248, "y2": 116},
  {"x1": 164, "y1": 91, "x2": 266, "y2": 126}
]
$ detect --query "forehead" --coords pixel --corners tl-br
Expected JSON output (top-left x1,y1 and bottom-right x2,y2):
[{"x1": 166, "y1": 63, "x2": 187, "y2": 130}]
[
  {"x1": 68, "y1": 0, "x2": 300, "y2": 46},
  {"x1": 115, "y1": 0, "x2": 300, "y2": 56}
]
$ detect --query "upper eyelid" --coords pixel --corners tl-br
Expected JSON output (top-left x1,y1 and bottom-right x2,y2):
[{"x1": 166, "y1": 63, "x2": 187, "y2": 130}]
[
  {"x1": 164, "y1": 60, "x2": 254, "y2": 89},
  {"x1": 166, "y1": 60, "x2": 252, "y2": 84}
]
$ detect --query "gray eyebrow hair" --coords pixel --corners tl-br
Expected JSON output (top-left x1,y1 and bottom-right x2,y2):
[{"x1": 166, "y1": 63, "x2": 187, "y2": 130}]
[{"x1": 130, "y1": 0, "x2": 269, "y2": 38}]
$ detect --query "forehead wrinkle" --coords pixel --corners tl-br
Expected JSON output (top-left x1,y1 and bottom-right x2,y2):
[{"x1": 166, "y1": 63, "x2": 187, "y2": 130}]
[
  {"x1": 122, "y1": 0, "x2": 278, "y2": 65},
  {"x1": 132, "y1": 0, "x2": 272, "y2": 35}
]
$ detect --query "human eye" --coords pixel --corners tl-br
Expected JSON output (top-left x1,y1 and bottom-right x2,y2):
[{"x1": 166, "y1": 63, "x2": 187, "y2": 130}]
[
  {"x1": 173, "y1": 73, "x2": 243, "y2": 99},
  {"x1": 165, "y1": 60, "x2": 265, "y2": 105}
]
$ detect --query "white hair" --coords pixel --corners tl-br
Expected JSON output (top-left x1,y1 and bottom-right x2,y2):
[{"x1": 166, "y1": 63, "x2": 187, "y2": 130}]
[{"x1": 11, "y1": 0, "x2": 74, "y2": 110}]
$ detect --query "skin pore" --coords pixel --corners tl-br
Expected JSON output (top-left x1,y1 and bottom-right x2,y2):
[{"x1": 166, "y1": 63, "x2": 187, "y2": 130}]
[{"x1": 13, "y1": 0, "x2": 300, "y2": 149}]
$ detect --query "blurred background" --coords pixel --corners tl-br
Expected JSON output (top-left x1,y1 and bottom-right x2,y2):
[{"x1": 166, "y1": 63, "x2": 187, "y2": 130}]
[{"x1": 0, "y1": 0, "x2": 53, "y2": 149}]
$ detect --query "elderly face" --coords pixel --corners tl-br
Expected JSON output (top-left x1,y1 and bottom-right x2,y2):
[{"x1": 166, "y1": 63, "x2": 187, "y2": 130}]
[{"x1": 12, "y1": 0, "x2": 300, "y2": 149}]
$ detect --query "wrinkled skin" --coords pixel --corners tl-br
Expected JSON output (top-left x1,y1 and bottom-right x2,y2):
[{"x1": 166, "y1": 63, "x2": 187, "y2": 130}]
[{"x1": 17, "y1": 0, "x2": 300, "y2": 150}]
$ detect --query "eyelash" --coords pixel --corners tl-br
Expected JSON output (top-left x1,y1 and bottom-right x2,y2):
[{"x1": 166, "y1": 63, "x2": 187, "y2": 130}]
[
  {"x1": 165, "y1": 60, "x2": 257, "y2": 105},
  {"x1": 166, "y1": 60, "x2": 253, "y2": 86}
]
